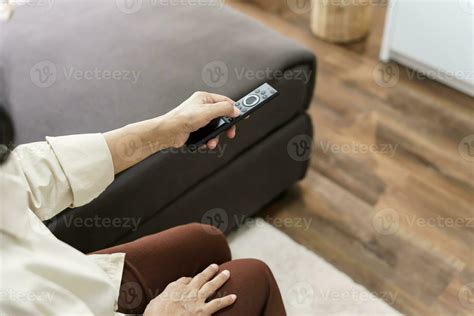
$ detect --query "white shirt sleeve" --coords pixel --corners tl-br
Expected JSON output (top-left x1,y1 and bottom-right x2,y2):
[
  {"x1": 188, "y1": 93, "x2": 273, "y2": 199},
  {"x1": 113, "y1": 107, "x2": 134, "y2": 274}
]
[{"x1": 13, "y1": 133, "x2": 114, "y2": 221}]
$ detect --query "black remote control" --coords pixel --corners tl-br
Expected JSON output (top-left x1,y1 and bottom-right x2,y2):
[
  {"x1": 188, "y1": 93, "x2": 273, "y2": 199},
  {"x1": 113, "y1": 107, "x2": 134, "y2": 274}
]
[{"x1": 185, "y1": 82, "x2": 279, "y2": 151}]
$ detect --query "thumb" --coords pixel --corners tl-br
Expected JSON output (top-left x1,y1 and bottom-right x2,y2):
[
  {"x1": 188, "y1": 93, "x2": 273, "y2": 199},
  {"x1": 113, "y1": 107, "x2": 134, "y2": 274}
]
[{"x1": 205, "y1": 101, "x2": 239, "y2": 120}]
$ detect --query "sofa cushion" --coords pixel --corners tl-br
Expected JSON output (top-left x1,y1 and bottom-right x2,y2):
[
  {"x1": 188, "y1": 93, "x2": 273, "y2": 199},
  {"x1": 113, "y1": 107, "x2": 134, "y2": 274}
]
[{"x1": 1, "y1": 0, "x2": 315, "y2": 247}]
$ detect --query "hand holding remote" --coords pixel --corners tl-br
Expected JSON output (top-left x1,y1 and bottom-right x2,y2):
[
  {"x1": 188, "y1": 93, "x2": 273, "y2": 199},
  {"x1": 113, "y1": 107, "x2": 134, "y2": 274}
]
[
  {"x1": 104, "y1": 91, "x2": 240, "y2": 173},
  {"x1": 186, "y1": 83, "x2": 279, "y2": 151},
  {"x1": 164, "y1": 91, "x2": 241, "y2": 149}
]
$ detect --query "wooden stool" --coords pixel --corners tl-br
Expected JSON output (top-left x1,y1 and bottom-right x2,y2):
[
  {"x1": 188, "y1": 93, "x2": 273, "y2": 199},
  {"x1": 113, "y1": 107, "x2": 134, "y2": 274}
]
[{"x1": 311, "y1": 0, "x2": 373, "y2": 43}]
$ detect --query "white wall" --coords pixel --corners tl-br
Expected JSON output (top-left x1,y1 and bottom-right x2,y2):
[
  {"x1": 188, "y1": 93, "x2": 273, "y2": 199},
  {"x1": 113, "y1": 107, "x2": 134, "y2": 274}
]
[{"x1": 381, "y1": 0, "x2": 474, "y2": 96}]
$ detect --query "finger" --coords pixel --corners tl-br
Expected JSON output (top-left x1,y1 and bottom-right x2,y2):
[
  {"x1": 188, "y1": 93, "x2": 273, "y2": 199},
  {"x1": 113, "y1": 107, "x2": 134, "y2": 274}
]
[
  {"x1": 190, "y1": 264, "x2": 219, "y2": 289},
  {"x1": 207, "y1": 137, "x2": 219, "y2": 150},
  {"x1": 176, "y1": 277, "x2": 192, "y2": 285},
  {"x1": 226, "y1": 126, "x2": 236, "y2": 139},
  {"x1": 204, "y1": 101, "x2": 239, "y2": 120},
  {"x1": 199, "y1": 270, "x2": 230, "y2": 298},
  {"x1": 207, "y1": 93, "x2": 235, "y2": 104},
  {"x1": 206, "y1": 294, "x2": 237, "y2": 314}
]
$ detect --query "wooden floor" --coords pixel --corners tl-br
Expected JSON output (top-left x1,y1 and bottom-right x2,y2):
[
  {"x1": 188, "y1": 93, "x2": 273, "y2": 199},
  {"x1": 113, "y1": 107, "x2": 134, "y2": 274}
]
[{"x1": 228, "y1": 2, "x2": 474, "y2": 316}]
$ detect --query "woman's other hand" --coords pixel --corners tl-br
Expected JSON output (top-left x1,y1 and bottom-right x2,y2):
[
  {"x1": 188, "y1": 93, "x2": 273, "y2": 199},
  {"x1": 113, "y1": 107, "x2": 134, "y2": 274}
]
[{"x1": 144, "y1": 264, "x2": 237, "y2": 316}]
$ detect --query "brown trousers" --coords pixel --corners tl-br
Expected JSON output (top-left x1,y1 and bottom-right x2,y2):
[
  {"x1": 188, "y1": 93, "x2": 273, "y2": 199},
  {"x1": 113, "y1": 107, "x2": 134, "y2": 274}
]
[{"x1": 94, "y1": 223, "x2": 286, "y2": 315}]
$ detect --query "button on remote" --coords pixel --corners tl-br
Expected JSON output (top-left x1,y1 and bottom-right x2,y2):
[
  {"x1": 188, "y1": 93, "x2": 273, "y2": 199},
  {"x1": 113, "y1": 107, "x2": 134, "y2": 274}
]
[{"x1": 243, "y1": 94, "x2": 260, "y2": 107}]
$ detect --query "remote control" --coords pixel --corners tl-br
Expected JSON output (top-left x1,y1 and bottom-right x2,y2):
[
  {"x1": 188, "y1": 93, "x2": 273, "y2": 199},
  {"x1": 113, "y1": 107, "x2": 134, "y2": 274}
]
[{"x1": 185, "y1": 82, "x2": 279, "y2": 151}]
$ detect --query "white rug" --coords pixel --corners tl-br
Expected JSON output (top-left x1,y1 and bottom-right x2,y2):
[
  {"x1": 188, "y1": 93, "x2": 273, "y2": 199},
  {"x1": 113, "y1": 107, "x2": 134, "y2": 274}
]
[{"x1": 228, "y1": 220, "x2": 403, "y2": 316}]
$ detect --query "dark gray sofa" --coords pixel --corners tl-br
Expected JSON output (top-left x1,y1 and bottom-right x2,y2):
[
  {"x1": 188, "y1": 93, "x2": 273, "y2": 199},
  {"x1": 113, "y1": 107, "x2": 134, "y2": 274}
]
[{"x1": 0, "y1": 0, "x2": 316, "y2": 253}]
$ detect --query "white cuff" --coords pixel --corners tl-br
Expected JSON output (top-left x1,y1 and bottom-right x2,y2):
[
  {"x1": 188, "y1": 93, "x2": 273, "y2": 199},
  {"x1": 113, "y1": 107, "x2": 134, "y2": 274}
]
[{"x1": 46, "y1": 133, "x2": 114, "y2": 207}]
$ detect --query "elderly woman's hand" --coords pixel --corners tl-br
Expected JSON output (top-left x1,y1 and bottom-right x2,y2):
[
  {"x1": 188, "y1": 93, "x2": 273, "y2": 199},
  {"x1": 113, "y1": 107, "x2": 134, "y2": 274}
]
[
  {"x1": 104, "y1": 91, "x2": 240, "y2": 173},
  {"x1": 161, "y1": 91, "x2": 240, "y2": 150},
  {"x1": 144, "y1": 264, "x2": 237, "y2": 316}
]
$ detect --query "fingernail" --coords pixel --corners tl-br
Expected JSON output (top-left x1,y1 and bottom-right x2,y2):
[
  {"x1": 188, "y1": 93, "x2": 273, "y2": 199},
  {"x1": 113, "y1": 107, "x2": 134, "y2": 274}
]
[
  {"x1": 231, "y1": 294, "x2": 237, "y2": 300},
  {"x1": 211, "y1": 264, "x2": 218, "y2": 269},
  {"x1": 233, "y1": 107, "x2": 240, "y2": 117},
  {"x1": 222, "y1": 270, "x2": 230, "y2": 276}
]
